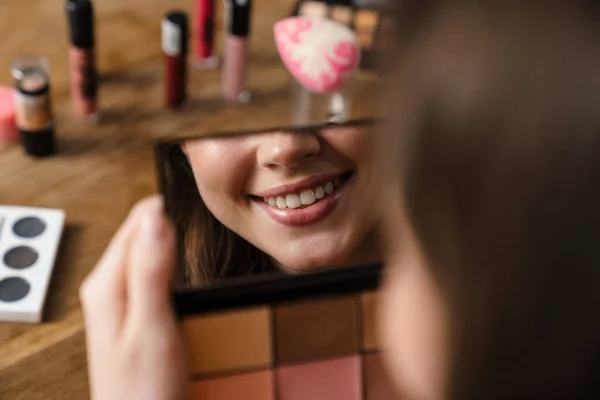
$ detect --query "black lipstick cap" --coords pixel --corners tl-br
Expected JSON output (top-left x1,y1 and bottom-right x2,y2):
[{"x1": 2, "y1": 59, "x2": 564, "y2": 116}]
[
  {"x1": 227, "y1": 0, "x2": 252, "y2": 37},
  {"x1": 66, "y1": 0, "x2": 95, "y2": 49},
  {"x1": 164, "y1": 11, "x2": 189, "y2": 55}
]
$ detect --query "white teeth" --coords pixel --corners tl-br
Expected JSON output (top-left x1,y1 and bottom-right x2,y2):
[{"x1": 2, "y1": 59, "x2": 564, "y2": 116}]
[
  {"x1": 262, "y1": 178, "x2": 344, "y2": 209},
  {"x1": 300, "y1": 190, "x2": 316, "y2": 205},
  {"x1": 276, "y1": 197, "x2": 287, "y2": 209},
  {"x1": 315, "y1": 186, "x2": 325, "y2": 199},
  {"x1": 286, "y1": 193, "x2": 302, "y2": 209}
]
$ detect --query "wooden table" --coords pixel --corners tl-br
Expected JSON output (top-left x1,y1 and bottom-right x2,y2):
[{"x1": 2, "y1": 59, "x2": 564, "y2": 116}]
[{"x1": 0, "y1": 0, "x2": 378, "y2": 398}]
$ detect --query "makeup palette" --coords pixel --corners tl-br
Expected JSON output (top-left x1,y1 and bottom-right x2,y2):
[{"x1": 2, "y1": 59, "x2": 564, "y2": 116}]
[
  {"x1": 0, "y1": 205, "x2": 65, "y2": 323},
  {"x1": 176, "y1": 264, "x2": 399, "y2": 399},
  {"x1": 293, "y1": 0, "x2": 385, "y2": 70}
]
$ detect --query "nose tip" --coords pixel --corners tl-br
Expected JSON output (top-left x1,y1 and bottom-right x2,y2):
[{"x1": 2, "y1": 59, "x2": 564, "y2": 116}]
[{"x1": 257, "y1": 131, "x2": 321, "y2": 168}]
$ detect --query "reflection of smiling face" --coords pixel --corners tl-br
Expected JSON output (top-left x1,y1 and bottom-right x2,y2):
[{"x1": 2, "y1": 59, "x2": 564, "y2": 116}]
[{"x1": 184, "y1": 125, "x2": 380, "y2": 272}]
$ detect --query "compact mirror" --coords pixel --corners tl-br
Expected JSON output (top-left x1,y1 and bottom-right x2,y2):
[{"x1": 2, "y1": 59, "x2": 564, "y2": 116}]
[{"x1": 156, "y1": 119, "x2": 383, "y2": 291}]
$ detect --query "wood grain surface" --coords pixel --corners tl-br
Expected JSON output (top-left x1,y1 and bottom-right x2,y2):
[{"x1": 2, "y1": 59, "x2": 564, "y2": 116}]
[{"x1": 0, "y1": 0, "x2": 379, "y2": 398}]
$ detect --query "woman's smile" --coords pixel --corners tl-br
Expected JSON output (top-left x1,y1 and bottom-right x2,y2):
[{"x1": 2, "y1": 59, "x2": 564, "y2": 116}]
[{"x1": 249, "y1": 171, "x2": 354, "y2": 226}]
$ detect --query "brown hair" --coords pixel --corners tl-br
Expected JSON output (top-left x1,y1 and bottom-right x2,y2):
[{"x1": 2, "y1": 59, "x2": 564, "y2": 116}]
[
  {"x1": 384, "y1": 1, "x2": 600, "y2": 399},
  {"x1": 159, "y1": 143, "x2": 275, "y2": 290}
]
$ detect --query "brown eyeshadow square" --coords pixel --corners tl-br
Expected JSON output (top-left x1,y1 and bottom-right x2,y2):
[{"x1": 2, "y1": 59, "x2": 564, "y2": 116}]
[
  {"x1": 274, "y1": 296, "x2": 359, "y2": 364},
  {"x1": 354, "y1": 9, "x2": 380, "y2": 48},
  {"x1": 182, "y1": 307, "x2": 273, "y2": 376},
  {"x1": 361, "y1": 291, "x2": 379, "y2": 351}
]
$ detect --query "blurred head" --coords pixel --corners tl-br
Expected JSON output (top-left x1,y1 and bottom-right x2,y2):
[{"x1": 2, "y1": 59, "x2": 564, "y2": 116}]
[
  {"x1": 183, "y1": 122, "x2": 380, "y2": 273},
  {"x1": 376, "y1": 1, "x2": 600, "y2": 399}
]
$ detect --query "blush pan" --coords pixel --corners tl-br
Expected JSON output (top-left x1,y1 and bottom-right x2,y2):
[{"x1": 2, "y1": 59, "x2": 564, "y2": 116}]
[
  {"x1": 178, "y1": 263, "x2": 391, "y2": 399},
  {"x1": 277, "y1": 355, "x2": 362, "y2": 400}
]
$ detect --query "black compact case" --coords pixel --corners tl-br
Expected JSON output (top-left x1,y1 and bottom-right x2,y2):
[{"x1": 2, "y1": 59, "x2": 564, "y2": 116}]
[{"x1": 172, "y1": 262, "x2": 383, "y2": 316}]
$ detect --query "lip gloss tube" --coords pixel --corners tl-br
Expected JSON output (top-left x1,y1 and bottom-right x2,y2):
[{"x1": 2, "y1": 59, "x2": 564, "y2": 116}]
[
  {"x1": 11, "y1": 56, "x2": 56, "y2": 158},
  {"x1": 194, "y1": 0, "x2": 220, "y2": 69},
  {"x1": 222, "y1": 0, "x2": 252, "y2": 103},
  {"x1": 163, "y1": 11, "x2": 189, "y2": 110},
  {"x1": 66, "y1": 0, "x2": 98, "y2": 122}
]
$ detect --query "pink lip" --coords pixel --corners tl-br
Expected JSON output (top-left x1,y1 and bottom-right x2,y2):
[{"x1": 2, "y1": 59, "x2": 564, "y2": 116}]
[
  {"x1": 253, "y1": 179, "x2": 349, "y2": 227},
  {"x1": 251, "y1": 172, "x2": 346, "y2": 198}
]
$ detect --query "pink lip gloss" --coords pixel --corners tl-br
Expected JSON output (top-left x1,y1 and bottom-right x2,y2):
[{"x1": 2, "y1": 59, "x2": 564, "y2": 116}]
[
  {"x1": 66, "y1": 0, "x2": 98, "y2": 122},
  {"x1": 222, "y1": 0, "x2": 252, "y2": 103},
  {"x1": 194, "y1": 0, "x2": 220, "y2": 69}
]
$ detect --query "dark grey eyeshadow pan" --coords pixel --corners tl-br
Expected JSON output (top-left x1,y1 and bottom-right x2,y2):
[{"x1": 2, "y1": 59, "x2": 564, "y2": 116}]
[
  {"x1": 4, "y1": 246, "x2": 39, "y2": 269},
  {"x1": 13, "y1": 216, "x2": 46, "y2": 238},
  {"x1": 0, "y1": 277, "x2": 30, "y2": 302}
]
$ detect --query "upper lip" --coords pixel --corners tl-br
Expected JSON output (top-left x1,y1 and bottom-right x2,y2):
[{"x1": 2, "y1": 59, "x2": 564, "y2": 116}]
[{"x1": 251, "y1": 172, "x2": 347, "y2": 198}]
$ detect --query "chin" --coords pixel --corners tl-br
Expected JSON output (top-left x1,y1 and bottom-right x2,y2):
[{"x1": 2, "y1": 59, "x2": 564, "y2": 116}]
[{"x1": 272, "y1": 248, "x2": 354, "y2": 274}]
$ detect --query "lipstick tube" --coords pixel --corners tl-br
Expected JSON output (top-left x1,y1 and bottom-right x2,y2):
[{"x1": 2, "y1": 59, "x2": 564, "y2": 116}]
[
  {"x1": 66, "y1": 0, "x2": 98, "y2": 121},
  {"x1": 194, "y1": 0, "x2": 220, "y2": 69},
  {"x1": 163, "y1": 11, "x2": 189, "y2": 110},
  {"x1": 222, "y1": 0, "x2": 252, "y2": 103},
  {"x1": 11, "y1": 56, "x2": 56, "y2": 158}
]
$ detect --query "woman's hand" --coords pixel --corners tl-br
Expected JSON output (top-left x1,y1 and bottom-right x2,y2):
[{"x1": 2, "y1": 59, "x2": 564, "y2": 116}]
[{"x1": 79, "y1": 195, "x2": 189, "y2": 400}]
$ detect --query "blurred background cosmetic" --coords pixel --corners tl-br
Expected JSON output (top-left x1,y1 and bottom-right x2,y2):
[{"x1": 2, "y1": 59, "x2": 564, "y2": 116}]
[
  {"x1": 66, "y1": 0, "x2": 98, "y2": 122},
  {"x1": 0, "y1": 86, "x2": 18, "y2": 143},
  {"x1": 194, "y1": 0, "x2": 220, "y2": 69},
  {"x1": 11, "y1": 56, "x2": 56, "y2": 157},
  {"x1": 294, "y1": 0, "x2": 382, "y2": 70},
  {"x1": 222, "y1": 0, "x2": 252, "y2": 103},
  {"x1": 163, "y1": 11, "x2": 189, "y2": 110}
]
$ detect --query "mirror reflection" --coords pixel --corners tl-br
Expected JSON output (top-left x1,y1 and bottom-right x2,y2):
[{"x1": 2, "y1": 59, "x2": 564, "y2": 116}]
[{"x1": 157, "y1": 119, "x2": 382, "y2": 290}]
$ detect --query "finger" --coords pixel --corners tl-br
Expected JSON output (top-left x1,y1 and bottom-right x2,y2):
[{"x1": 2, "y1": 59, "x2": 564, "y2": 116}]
[
  {"x1": 122, "y1": 196, "x2": 178, "y2": 335},
  {"x1": 80, "y1": 196, "x2": 161, "y2": 340}
]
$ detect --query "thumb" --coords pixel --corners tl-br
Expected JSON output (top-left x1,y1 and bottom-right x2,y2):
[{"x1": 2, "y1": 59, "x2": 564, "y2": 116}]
[{"x1": 124, "y1": 196, "x2": 178, "y2": 332}]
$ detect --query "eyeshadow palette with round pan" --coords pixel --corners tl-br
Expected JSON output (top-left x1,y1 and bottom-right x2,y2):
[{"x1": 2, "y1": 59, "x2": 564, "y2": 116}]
[{"x1": 0, "y1": 205, "x2": 65, "y2": 323}]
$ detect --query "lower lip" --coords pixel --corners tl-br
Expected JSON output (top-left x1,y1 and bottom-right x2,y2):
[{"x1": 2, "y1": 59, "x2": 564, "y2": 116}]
[{"x1": 253, "y1": 182, "x2": 349, "y2": 227}]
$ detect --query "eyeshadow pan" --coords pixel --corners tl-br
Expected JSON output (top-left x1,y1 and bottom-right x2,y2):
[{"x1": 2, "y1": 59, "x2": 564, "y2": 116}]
[
  {"x1": 0, "y1": 277, "x2": 31, "y2": 302},
  {"x1": 354, "y1": 10, "x2": 380, "y2": 48},
  {"x1": 364, "y1": 353, "x2": 399, "y2": 400},
  {"x1": 330, "y1": 6, "x2": 354, "y2": 26},
  {"x1": 299, "y1": 0, "x2": 328, "y2": 19},
  {"x1": 12, "y1": 216, "x2": 46, "y2": 238},
  {"x1": 274, "y1": 296, "x2": 359, "y2": 364},
  {"x1": 191, "y1": 370, "x2": 274, "y2": 400},
  {"x1": 4, "y1": 246, "x2": 39, "y2": 269},
  {"x1": 183, "y1": 307, "x2": 272, "y2": 376},
  {"x1": 361, "y1": 292, "x2": 379, "y2": 351},
  {"x1": 277, "y1": 355, "x2": 362, "y2": 400}
]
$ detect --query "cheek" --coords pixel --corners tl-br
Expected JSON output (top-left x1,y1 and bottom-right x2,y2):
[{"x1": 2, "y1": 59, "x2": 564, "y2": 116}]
[
  {"x1": 186, "y1": 141, "x2": 252, "y2": 206},
  {"x1": 321, "y1": 127, "x2": 373, "y2": 167},
  {"x1": 379, "y1": 253, "x2": 448, "y2": 400}
]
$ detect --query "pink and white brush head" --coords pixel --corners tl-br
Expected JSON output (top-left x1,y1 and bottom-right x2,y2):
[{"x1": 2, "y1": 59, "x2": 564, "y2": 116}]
[{"x1": 274, "y1": 16, "x2": 361, "y2": 94}]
